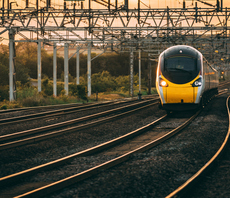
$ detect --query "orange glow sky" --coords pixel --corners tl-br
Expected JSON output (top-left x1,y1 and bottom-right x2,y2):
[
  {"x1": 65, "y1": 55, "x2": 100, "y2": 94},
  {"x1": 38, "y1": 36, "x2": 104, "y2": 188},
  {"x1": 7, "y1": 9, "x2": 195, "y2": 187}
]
[
  {"x1": 129, "y1": 0, "x2": 230, "y2": 9},
  {"x1": 0, "y1": 0, "x2": 229, "y2": 43},
  {"x1": 6, "y1": 0, "x2": 230, "y2": 9}
]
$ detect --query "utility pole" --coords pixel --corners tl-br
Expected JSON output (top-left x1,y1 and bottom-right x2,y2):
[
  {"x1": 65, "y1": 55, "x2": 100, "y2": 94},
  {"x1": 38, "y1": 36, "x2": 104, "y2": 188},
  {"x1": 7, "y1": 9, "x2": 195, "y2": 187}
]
[
  {"x1": 76, "y1": 47, "x2": 80, "y2": 85},
  {"x1": 64, "y1": 43, "x2": 69, "y2": 95},
  {"x1": 130, "y1": 47, "x2": 134, "y2": 97},
  {"x1": 37, "y1": 41, "x2": 42, "y2": 93},
  {"x1": 53, "y1": 43, "x2": 57, "y2": 97},
  {"x1": 9, "y1": 29, "x2": 16, "y2": 101},
  {"x1": 2, "y1": 0, "x2": 5, "y2": 24},
  {"x1": 87, "y1": 42, "x2": 91, "y2": 96},
  {"x1": 138, "y1": 49, "x2": 142, "y2": 99},
  {"x1": 148, "y1": 53, "x2": 151, "y2": 95}
]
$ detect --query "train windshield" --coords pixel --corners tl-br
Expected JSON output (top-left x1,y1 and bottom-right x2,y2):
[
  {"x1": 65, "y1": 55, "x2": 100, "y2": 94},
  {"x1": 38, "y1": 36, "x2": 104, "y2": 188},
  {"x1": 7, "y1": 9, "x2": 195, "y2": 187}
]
[{"x1": 163, "y1": 55, "x2": 198, "y2": 84}]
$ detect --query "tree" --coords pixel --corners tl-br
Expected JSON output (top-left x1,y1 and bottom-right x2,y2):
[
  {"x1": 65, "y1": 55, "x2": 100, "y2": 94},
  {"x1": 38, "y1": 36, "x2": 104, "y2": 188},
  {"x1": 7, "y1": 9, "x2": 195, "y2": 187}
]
[
  {"x1": 0, "y1": 62, "x2": 8, "y2": 86},
  {"x1": 91, "y1": 71, "x2": 117, "y2": 92},
  {"x1": 16, "y1": 42, "x2": 37, "y2": 79},
  {"x1": 15, "y1": 63, "x2": 30, "y2": 85}
]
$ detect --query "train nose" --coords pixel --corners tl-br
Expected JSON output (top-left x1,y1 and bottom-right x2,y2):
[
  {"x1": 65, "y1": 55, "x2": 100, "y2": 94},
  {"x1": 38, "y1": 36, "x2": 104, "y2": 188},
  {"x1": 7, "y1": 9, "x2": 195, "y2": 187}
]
[{"x1": 166, "y1": 86, "x2": 196, "y2": 103}]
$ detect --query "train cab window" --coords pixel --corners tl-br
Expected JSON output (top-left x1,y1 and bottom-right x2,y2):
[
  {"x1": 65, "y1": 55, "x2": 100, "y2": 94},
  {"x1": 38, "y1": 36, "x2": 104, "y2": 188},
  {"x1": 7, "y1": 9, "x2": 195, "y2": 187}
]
[
  {"x1": 163, "y1": 55, "x2": 199, "y2": 84},
  {"x1": 165, "y1": 56, "x2": 197, "y2": 72}
]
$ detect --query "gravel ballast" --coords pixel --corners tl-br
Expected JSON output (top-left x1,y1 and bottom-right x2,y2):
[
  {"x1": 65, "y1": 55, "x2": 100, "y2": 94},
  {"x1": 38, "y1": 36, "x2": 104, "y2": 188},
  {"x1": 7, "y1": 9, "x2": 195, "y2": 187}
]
[
  {"x1": 0, "y1": 95, "x2": 229, "y2": 197},
  {"x1": 0, "y1": 101, "x2": 165, "y2": 177},
  {"x1": 46, "y1": 94, "x2": 229, "y2": 198}
]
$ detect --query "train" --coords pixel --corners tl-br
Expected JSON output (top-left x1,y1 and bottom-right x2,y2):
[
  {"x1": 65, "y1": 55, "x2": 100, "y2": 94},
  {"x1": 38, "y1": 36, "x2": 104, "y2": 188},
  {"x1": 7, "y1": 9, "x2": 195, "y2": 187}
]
[{"x1": 156, "y1": 45, "x2": 219, "y2": 111}]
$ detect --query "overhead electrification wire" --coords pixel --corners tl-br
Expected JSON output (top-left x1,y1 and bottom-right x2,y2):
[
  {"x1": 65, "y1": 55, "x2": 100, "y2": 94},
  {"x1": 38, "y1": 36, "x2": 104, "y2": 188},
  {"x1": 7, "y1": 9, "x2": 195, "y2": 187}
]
[
  {"x1": 140, "y1": 1, "x2": 150, "y2": 8},
  {"x1": 92, "y1": 0, "x2": 108, "y2": 7},
  {"x1": 92, "y1": 0, "x2": 115, "y2": 7},
  {"x1": 19, "y1": 0, "x2": 82, "y2": 9}
]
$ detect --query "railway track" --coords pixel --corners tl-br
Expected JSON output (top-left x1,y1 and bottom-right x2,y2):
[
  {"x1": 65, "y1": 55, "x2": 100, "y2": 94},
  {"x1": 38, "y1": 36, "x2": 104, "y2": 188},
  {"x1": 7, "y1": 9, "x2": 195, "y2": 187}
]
[
  {"x1": 0, "y1": 98, "x2": 159, "y2": 150},
  {"x1": 0, "y1": 94, "x2": 159, "y2": 116},
  {"x1": 4, "y1": 90, "x2": 226, "y2": 198},
  {"x1": 218, "y1": 80, "x2": 230, "y2": 89},
  {"x1": 0, "y1": 89, "x2": 228, "y2": 197},
  {"x1": 0, "y1": 81, "x2": 226, "y2": 126},
  {"x1": 0, "y1": 96, "x2": 158, "y2": 126},
  {"x1": 166, "y1": 95, "x2": 230, "y2": 198},
  {"x1": 0, "y1": 108, "x2": 201, "y2": 197},
  {"x1": 0, "y1": 101, "x2": 85, "y2": 114}
]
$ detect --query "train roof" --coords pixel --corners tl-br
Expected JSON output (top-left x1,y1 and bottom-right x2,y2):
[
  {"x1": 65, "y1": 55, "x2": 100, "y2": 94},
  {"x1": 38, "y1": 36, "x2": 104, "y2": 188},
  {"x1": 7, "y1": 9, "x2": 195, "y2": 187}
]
[{"x1": 161, "y1": 45, "x2": 202, "y2": 59}]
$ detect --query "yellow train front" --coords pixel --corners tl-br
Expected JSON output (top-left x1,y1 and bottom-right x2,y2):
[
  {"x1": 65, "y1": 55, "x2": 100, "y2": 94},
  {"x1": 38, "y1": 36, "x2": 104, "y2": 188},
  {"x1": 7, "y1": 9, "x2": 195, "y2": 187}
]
[{"x1": 156, "y1": 45, "x2": 219, "y2": 111}]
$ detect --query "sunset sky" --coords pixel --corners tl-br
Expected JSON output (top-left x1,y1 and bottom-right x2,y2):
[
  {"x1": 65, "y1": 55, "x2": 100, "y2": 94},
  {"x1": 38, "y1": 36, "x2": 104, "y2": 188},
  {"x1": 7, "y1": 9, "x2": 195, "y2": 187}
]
[
  {"x1": 3, "y1": 0, "x2": 230, "y2": 9},
  {"x1": 0, "y1": 0, "x2": 229, "y2": 43}
]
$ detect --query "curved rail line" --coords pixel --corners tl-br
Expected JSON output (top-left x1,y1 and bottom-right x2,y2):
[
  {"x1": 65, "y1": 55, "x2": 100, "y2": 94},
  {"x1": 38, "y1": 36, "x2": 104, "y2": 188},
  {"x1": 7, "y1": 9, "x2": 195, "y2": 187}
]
[
  {"x1": 11, "y1": 111, "x2": 201, "y2": 198},
  {"x1": 0, "y1": 101, "x2": 87, "y2": 114},
  {"x1": 0, "y1": 115, "x2": 167, "y2": 187},
  {"x1": 0, "y1": 98, "x2": 124, "y2": 114},
  {"x1": 218, "y1": 80, "x2": 230, "y2": 89},
  {"x1": 0, "y1": 97, "x2": 157, "y2": 126},
  {"x1": 0, "y1": 94, "x2": 159, "y2": 115},
  {"x1": 0, "y1": 101, "x2": 113, "y2": 125},
  {"x1": 166, "y1": 95, "x2": 230, "y2": 198},
  {"x1": 1, "y1": 90, "x2": 227, "y2": 197},
  {"x1": 10, "y1": 90, "x2": 228, "y2": 198},
  {"x1": 0, "y1": 98, "x2": 159, "y2": 150}
]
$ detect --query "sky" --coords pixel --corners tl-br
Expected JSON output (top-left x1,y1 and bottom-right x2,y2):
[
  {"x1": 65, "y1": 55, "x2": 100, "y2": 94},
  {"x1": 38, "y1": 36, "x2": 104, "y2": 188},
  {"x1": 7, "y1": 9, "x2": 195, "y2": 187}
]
[
  {"x1": 128, "y1": 0, "x2": 230, "y2": 9},
  {"x1": 2, "y1": 0, "x2": 230, "y2": 10},
  {"x1": 0, "y1": 0, "x2": 229, "y2": 43}
]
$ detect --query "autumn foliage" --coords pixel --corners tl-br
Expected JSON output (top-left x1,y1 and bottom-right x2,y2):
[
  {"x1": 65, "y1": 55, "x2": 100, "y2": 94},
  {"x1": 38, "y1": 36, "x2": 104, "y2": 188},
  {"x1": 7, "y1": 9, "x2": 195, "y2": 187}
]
[{"x1": 0, "y1": 42, "x2": 153, "y2": 103}]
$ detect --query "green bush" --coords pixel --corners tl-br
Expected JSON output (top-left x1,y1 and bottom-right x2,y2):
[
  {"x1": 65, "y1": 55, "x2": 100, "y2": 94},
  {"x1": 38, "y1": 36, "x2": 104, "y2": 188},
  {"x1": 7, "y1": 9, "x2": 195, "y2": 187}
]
[
  {"x1": 69, "y1": 84, "x2": 78, "y2": 96},
  {"x1": 0, "y1": 85, "x2": 9, "y2": 101},
  {"x1": 17, "y1": 86, "x2": 38, "y2": 100},
  {"x1": 42, "y1": 78, "x2": 49, "y2": 87},
  {"x1": 15, "y1": 63, "x2": 30, "y2": 85},
  {"x1": 76, "y1": 85, "x2": 87, "y2": 100},
  {"x1": 41, "y1": 79, "x2": 54, "y2": 97},
  {"x1": 0, "y1": 104, "x2": 7, "y2": 110},
  {"x1": 91, "y1": 71, "x2": 117, "y2": 93},
  {"x1": 43, "y1": 84, "x2": 53, "y2": 97},
  {"x1": 21, "y1": 96, "x2": 40, "y2": 107},
  {"x1": 60, "y1": 72, "x2": 75, "y2": 83},
  {"x1": 0, "y1": 63, "x2": 8, "y2": 86},
  {"x1": 69, "y1": 84, "x2": 87, "y2": 100},
  {"x1": 57, "y1": 84, "x2": 64, "y2": 96},
  {"x1": 115, "y1": 75, "x2": 130, "y2": 92}
]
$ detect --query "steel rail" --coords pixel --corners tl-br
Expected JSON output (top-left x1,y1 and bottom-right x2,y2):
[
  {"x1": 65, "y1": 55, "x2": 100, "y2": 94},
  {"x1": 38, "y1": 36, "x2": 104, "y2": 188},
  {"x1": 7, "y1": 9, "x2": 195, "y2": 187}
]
[
  {"x1": 218, "y1": 80, "x2": 230, "y2": 87},
  {"x1": 14, "y1": 110, "x2": 201, "y2": 198},
  {"x1": 0, "y1": 99, "x2": 159, "y2": 150},
  {"x1": 0, "y1": 101, "x2": 110, "y2": 114},
  {"x1": 0, "y1": 115, "x2": 167, "y2": 187},
  {"x1": 0, "y1": 98, "x2": 157, "y2": 142},
  {"x1": 0, "y1": 97, "x2": 152, "y2": 126},
  {"x1": 217, "y1": 90, "x2": 229, "y2": 97},
  {"x1": 166, "y1": 95, "x2": 230, "y2": 198},
  {"x1": 0, "y1": 102, "x2": 112, "y2": 125},
  {"x1": 218, "y1": 89, "x2": 229, "y2": 95},
  {"x1": 0, "y1": 95, "x2": 156, "y2": 115}
]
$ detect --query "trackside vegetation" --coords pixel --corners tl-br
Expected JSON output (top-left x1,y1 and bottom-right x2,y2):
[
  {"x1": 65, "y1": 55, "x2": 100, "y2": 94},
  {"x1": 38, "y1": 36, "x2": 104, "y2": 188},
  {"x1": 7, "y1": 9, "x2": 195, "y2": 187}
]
[{"x1": 0, "y1": 43, "x2": 156, "y2": 109}]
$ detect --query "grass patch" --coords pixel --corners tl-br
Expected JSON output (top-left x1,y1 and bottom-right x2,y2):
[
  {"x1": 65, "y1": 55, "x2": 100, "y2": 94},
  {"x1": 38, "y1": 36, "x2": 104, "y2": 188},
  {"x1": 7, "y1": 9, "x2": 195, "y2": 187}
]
[
  {"x1": 0, "y1": 74, "x2": 155, "y2": 109},
  {"x1": 0, "y1": 86, "x2": 157, "y2": 110}
]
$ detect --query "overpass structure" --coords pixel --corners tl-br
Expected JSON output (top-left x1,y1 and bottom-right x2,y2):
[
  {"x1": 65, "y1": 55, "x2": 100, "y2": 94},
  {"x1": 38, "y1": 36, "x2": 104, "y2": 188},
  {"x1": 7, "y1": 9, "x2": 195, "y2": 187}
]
[{"x1": 0, "y1": 0, "x2": 229, "y2": 101}]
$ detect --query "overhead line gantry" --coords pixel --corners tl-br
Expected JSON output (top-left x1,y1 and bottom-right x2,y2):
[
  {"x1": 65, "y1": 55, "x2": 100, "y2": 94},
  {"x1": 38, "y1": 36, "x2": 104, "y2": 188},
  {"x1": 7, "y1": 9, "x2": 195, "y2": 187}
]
[{"x1": 0, "y1": 0, "x2": 229, "y2": 101}]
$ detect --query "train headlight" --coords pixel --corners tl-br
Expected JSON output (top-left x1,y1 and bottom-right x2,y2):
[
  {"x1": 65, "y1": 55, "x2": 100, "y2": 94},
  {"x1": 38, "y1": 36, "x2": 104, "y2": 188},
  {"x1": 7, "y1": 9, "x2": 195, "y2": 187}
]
[
  {"x1": 192, "y1": 78, "x2": 202, "y2": 87},
  {"x1": 159, "y1": 78, "x2": 168, "y2": 87}
]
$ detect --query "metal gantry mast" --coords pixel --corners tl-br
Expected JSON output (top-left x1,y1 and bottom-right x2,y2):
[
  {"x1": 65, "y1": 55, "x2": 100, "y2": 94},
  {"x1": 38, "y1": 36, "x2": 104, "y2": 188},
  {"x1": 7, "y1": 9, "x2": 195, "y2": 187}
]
[{"x1": 8, "y1": 28, "x2": 16, "y2": 101}]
